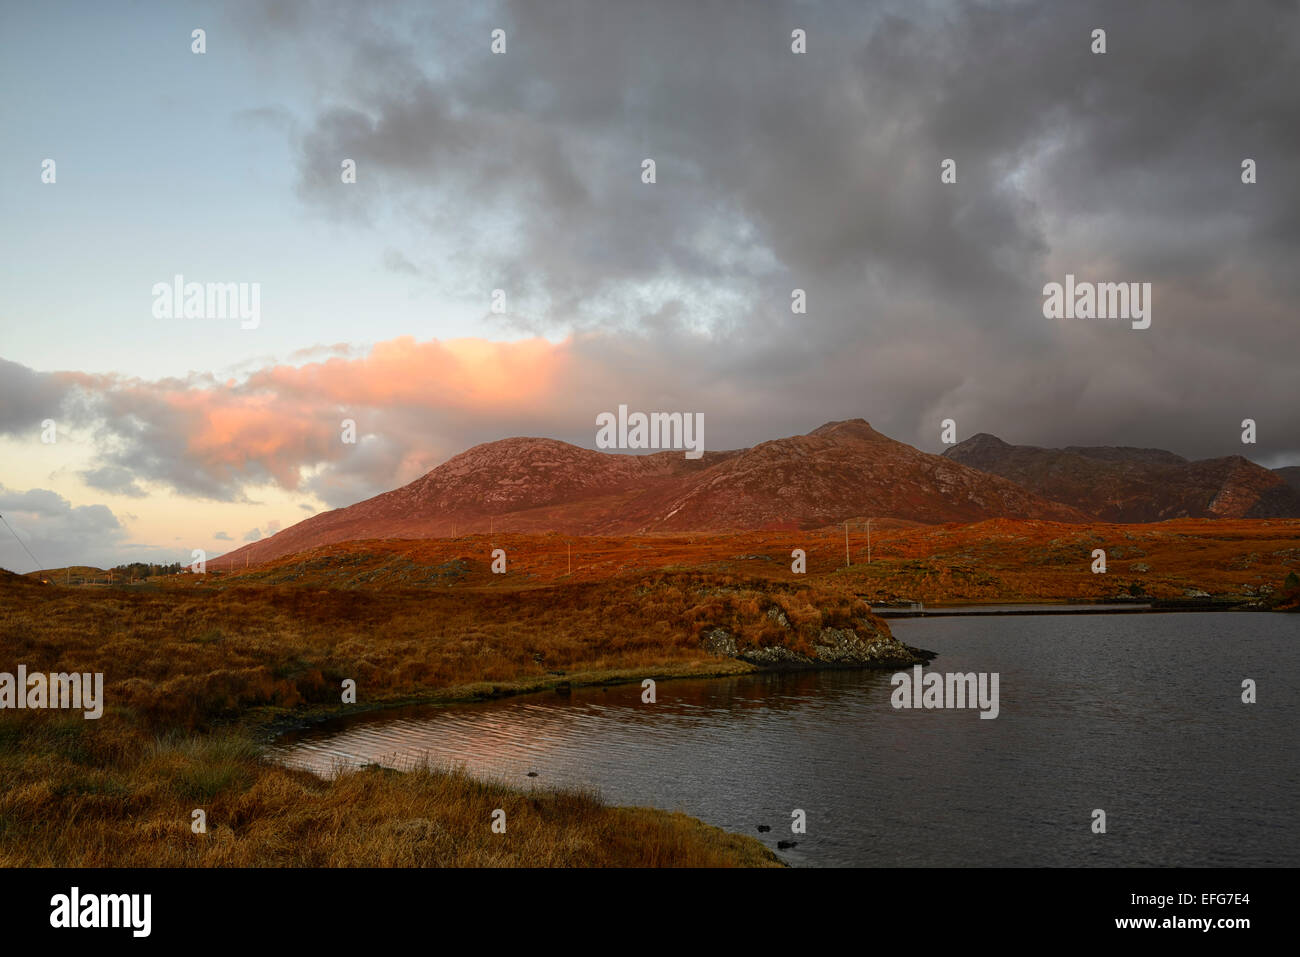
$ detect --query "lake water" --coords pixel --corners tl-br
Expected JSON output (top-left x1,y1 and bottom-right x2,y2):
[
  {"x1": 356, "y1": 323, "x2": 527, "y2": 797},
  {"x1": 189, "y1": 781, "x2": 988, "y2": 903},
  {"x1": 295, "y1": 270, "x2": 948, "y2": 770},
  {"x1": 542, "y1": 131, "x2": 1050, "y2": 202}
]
[{"x1": 270, "y1": 612, "x2": 1299, "y2": 866}]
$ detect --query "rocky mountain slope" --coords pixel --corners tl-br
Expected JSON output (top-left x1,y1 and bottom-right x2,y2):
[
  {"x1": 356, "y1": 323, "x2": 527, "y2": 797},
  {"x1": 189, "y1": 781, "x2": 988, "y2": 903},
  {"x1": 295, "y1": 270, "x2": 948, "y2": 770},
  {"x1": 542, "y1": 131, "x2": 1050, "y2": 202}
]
[{"x1": 218, "y1": 419, "x2": 1086, "y2": 566}]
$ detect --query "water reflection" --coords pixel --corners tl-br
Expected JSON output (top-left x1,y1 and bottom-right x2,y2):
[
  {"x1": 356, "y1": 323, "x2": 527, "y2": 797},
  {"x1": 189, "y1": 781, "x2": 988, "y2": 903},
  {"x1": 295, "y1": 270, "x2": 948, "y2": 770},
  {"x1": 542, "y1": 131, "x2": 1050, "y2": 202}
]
[
  {"x1": 270, "y1": 613, "x2": 1299, "y2": 867},
  {"x1": 273, "y1": 668, "x2": 892, "y2": 781}
]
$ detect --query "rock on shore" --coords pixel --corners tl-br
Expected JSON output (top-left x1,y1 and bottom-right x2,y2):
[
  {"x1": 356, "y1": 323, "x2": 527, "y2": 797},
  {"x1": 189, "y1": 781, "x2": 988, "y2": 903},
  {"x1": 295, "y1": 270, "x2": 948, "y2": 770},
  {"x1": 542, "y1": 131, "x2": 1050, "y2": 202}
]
[{"x1": 701, "y1": 610, "x2": 933, "y2": 669}]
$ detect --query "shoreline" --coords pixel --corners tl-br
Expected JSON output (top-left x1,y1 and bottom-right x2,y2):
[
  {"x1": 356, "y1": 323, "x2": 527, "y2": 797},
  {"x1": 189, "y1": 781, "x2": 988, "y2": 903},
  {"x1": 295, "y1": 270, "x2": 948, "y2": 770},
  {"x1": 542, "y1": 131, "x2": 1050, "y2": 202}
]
[
  {"x1": 253, "y1": 650, "x2": 938, "y2": 865},
  {"x1": 248, "y1": 659, "x2": 757, "y2": 742},
  {"x1": 250, "y1": 644, "x2": 937, "y2": 743},
  {"x1": 874, "y1": 598, "x2": 1271, "y2": 618}
]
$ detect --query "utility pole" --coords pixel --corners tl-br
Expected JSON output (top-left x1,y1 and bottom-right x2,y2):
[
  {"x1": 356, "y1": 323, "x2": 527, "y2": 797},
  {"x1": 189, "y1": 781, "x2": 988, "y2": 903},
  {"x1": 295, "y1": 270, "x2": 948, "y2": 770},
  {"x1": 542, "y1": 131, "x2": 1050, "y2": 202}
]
[
  {"x1": 867, "y1": 518, "x2": 872, "y2": 564},
  {"x1": 844, "y1": 521, "x2": 850, "y2": 568},
  {"x1": 567, "y1": 541, "x2": 572, "y2": 575}
]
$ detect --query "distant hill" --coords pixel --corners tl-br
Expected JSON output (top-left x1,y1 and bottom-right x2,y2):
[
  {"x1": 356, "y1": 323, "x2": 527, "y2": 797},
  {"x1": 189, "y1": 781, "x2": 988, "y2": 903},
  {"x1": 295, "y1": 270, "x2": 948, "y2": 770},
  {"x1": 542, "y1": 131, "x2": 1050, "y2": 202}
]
[
  {"x1": 1276, "y1": 466, "x2": 1300, "y2": 493},
  {"x1": 943, "y1": 433, "x2": 1300, "y2": 522},
  {"x1": 0, "y1": 567, "x2": 46, "y2": 588},
  {"x1": 216, "y1": 419, "x2": 1085, "y2": 567}
]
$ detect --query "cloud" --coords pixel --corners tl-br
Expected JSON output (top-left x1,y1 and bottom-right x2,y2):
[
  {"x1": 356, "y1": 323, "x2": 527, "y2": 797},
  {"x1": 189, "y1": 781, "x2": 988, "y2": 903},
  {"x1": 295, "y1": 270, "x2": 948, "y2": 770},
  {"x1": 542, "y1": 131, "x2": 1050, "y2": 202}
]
[
  {"x1": 0, "y1": 484, "x2": 179, "y2": 570},
  {"x1": 1, "y1": 336, "x2": 597, "y2": 506},
  {"x1": 218, "y1": 0, "x2": 1299, "y2": 464},
  {"x1": 4, "y1": 289, "x2": 1299, "y2": 527},
  {"x1": 243, "y1": 528, "x2": 262, "y2": 542},
  {"x1": 0, "y1": 358, "x2": 75, "y2": 435},
  {"x1": 382, "y1": 248, "x2": 420, "y2": 276},
  {"x1": 213, "y1": 531, "x2": 233, "y2": 541},
  {"x1": 2, "y1": 0, "x2": 1297, "y2": 537},
  {"x1": 4, "y1": 330, "x2": 799, "y2": 507},
  {"x1": 79, "y1": 466, "x2": 147, "y2": 498}
]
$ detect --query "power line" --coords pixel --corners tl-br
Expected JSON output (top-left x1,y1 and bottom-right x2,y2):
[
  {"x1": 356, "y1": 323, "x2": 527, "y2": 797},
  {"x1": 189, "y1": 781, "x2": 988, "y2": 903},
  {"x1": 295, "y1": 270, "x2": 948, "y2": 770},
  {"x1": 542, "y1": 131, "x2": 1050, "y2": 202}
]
[{"x1": 0, "y1": 512, "x2": 45, "y2": 572}]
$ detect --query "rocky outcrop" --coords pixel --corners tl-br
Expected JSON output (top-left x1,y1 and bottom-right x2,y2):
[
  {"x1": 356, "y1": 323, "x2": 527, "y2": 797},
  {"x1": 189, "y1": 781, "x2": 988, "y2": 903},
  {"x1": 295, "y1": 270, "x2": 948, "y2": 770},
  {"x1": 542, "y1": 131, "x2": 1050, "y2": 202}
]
[{"x1": 701, "y1": 617, "x2": 932, "y2": 670}]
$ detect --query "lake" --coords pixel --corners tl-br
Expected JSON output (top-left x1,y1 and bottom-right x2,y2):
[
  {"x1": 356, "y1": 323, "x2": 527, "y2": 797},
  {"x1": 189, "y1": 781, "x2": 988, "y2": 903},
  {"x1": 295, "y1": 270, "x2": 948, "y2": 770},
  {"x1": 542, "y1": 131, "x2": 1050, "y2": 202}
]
[{"x1": 270, "y1": 611, "x2": 1298, "y2": 866}]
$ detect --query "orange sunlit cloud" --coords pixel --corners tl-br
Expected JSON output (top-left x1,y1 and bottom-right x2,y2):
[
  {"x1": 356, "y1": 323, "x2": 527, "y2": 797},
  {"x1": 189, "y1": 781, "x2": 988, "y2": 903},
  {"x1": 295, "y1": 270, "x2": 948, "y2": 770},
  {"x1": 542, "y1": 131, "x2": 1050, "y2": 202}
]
[{"x1": 54, "y1": 336, "x2": 581, "y2": 501}]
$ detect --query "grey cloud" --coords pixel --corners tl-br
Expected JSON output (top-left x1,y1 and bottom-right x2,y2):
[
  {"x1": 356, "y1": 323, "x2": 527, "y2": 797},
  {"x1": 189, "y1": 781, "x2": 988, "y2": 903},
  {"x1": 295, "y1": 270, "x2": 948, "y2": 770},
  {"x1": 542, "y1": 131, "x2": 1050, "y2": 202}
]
[
  {"x1": 0, "y1": 484, "x2": 179, "y2": 570},
  {"x1": 84, "y1": 383, "x2": 266, "y2": 502},
  {"x1": 382, "y1": 247, "x2": 420, "y2": 275},
  {"x1": 79, "y1": 466, "x2": 147, "y2": 498},
  {"x1": 230, "y1": 0, "x2": 1297, "y2": 464},
  {"x1": 302, "y1": 432, "x2": 410, "y2": 508},
  {"x1": 0, "y1": 359, "x2": 75, "y2": 435}
]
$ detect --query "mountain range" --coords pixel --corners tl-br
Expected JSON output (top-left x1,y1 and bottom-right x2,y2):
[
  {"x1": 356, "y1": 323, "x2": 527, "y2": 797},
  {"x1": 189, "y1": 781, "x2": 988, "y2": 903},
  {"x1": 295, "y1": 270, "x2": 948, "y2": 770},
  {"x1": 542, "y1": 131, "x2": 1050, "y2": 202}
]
[
  {"x1": 942, "y1": 433, "x2": 1300, "y2": 523},
  {"x1": 218, "y1": 419, "x2": 1300, "y2": 567}
]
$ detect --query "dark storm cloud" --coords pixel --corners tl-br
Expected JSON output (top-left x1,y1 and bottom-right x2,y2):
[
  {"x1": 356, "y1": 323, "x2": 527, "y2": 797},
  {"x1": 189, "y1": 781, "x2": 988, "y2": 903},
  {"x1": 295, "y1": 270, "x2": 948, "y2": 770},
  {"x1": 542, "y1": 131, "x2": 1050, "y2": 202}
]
[{"x1": 220, "y1": 0, "x2": 1298, "y2": 465}]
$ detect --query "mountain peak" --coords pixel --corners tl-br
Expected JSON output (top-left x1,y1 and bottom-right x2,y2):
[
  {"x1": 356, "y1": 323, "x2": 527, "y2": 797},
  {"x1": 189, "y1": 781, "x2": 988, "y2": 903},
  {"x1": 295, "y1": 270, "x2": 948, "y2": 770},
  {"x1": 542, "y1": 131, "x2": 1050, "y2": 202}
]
[
  {"x1": 215, "y1": 419, "x2": 1086, "y2": 565},
  {"x1": 947, "y1": 432, "x2": 1012, "y2": 455},
  {"x1": 808, "y1": 418, "x2": 881, "y2": 440}
]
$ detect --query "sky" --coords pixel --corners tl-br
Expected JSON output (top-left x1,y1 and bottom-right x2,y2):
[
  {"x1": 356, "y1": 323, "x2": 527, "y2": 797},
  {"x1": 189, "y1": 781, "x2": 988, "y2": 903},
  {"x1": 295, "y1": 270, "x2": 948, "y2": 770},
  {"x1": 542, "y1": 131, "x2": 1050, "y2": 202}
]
[{"x1": 1, "y1": 0, "x2": 1297, "y2": 569}]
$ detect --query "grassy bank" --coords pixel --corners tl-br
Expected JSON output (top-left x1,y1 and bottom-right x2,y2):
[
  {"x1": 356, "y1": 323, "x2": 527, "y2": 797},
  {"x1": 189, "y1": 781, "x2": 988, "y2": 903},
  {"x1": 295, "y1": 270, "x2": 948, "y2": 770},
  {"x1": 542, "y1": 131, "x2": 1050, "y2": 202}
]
[
  {"x1": 0, "y1": 716, "x2": 778, "y2": 867},
  {"x1": 1, "y1": 569, "x2": 892, "y2": 867},
  {"x1": 1, "y1": 570, "x2": 892, "y2": 728}
]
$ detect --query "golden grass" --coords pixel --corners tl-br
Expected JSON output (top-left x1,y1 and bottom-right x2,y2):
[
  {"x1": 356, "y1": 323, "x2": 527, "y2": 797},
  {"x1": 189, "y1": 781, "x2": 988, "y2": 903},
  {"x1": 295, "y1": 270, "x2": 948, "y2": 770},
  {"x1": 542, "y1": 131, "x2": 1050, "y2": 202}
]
[
  {"x1": 0, "y1": 716, "x2": 778, "y2": 867},
  {"x1": 3, "y1": 517, "x2": 1293, "y2": 868},
  {"x1": 183, "y1": 518, "x2": 1299, "y2": 605},
  {"x1": 0, "y1": 571, "x2": 884, "y2": 731},
  {"x1": 1, "y1": 568, "x2": 881, "y2": 867}
]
